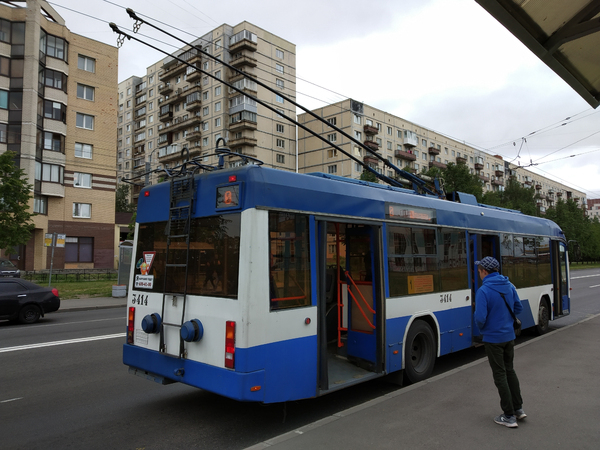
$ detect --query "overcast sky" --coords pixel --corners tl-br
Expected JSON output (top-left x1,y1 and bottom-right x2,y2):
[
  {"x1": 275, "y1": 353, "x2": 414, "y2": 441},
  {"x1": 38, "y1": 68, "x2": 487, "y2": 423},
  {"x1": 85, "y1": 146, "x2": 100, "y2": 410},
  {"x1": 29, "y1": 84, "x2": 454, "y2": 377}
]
[{"x1": 49, "y1": 0, "x2": 600, "y2": 199}]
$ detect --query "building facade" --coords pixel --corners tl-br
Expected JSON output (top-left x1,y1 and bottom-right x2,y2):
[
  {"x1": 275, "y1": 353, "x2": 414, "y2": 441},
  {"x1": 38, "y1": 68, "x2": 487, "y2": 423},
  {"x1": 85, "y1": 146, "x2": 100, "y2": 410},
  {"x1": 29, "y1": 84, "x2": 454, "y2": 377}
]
[
  {"x1": 298, "y1": 99, "x2": 587, "y2": 213},
  {"x1": 587, "y1": 198, "x2": 600, "y2": 220},
  {"x1": 117, "y1": 22, "x2": 296, "y2": 203},
  {"x1": 0, "y1": 0, "x2": 118, "y2": 270}
]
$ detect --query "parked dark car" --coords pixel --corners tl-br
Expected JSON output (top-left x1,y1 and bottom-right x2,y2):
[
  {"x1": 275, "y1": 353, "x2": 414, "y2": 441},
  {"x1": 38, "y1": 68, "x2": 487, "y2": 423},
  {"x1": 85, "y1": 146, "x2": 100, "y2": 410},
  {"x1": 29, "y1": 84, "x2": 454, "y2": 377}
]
[
  {"x1": 0, "y1": 258, "x2": 20, "y2": 278},
  {"x1": 0, "y1": 278, "x2": 60, "y2": 324}
]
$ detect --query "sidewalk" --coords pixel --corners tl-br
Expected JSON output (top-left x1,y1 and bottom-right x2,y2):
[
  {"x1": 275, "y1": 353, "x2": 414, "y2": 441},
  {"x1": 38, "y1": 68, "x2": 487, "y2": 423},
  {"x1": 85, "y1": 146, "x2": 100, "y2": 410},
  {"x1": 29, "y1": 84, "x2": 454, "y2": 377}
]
[
  {"x1": 58, "y1": 296, "x2": 128, "y2": 312},
  {"x1": 247, "y1": 314, "x2": 600, "y2": 450}
]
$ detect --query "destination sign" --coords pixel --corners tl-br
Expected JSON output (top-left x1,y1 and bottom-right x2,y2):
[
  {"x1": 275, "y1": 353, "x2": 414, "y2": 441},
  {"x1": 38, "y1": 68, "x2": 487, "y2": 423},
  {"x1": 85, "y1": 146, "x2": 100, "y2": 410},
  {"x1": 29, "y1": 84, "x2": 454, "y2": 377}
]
[
  {"x1": 385, "y1": 202, "x2": 436, "y2": 223},
  {"x1": 216, "y1": 184, "x2": 241, "y2": 209}
]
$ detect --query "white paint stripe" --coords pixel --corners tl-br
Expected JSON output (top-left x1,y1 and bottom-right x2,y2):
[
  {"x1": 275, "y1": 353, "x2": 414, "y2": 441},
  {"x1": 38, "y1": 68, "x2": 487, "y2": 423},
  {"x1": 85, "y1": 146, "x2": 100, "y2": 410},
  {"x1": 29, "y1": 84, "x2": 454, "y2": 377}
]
[
  {"x1": 0, "y1": 333, "x2": 125, "y2": 353},
  {"x1": 590, "y1": 284, "x2": 600, "y2": 288},
  {"x1": 0, "y1": 398, "x2": 23, "y2": 403},
  {"x1": 571, "y1": 274, "x2": 600, "y2": 279}
]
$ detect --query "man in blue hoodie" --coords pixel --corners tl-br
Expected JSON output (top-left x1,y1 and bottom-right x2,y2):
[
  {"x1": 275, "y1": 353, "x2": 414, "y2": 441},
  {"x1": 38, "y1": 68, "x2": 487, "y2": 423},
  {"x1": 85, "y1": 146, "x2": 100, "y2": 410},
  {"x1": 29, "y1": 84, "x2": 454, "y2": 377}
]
[{"x1": 474, "y1": 256, "x2": 526, "y2": 428}]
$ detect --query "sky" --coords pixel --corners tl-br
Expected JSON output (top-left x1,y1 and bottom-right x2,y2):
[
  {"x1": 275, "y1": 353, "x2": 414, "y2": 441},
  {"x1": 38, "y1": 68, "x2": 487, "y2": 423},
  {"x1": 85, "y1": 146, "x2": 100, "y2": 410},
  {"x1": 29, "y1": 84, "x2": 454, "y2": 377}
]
[{"x1": 47, "y1": 0, "x2": 600, "y2": 199}]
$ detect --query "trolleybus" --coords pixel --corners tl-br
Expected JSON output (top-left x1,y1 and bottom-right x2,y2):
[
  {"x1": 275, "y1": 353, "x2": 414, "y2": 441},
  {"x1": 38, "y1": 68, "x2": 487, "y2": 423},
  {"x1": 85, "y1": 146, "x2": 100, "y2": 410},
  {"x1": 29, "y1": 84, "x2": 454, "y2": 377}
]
[{"x1": 124, "y1": 162, "x2": 570, "y2": 403}]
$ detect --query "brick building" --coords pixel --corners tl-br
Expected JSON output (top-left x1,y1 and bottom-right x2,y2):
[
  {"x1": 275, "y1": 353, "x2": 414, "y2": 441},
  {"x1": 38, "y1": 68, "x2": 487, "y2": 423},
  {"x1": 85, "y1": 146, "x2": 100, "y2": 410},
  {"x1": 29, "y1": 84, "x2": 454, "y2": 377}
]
[{"x1": 0, "y1": 1, "x2": 118, "y2": 270}]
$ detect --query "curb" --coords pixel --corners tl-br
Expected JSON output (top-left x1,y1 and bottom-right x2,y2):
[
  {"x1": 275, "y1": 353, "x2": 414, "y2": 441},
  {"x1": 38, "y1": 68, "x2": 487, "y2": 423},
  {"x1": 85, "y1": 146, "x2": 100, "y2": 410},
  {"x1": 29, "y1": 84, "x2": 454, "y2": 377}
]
[{"x1": 57, "y1": 303, "x2": 127, "y2": 313}]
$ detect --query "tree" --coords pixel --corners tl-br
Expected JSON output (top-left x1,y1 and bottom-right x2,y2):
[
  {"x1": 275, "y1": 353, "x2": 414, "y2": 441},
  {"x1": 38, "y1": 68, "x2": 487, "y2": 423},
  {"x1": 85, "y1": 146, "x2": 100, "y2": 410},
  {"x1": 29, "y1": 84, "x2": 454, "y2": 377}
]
[
  {"x1": 428, "y1": 162, "x2": 484, "y2": 201},
  {"x1": 360, "y1": 169, "x2": 379, "y2": 183},
  {"x1": 481, "y1": 178, "x2": 538, "y2": 215},
  {"x1": 0, "y1": 151, "x2": 35, "y2": 254},
  {"x1": 116, "y1": 183, "x2": 135, "y2": 213}
]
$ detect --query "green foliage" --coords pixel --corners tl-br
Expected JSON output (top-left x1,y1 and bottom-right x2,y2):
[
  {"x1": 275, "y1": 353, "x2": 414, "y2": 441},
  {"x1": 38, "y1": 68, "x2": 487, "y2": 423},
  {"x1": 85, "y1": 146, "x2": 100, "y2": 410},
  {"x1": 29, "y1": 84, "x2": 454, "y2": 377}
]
[
  {"x1": 360, "y1": 169, "x2": 379, "y2": 183},
  {"x1": 431, "y1": 162, "x2": 484, "y2": 202},
  {"x1": 0, "y1": 151, "x2": 35, "y2": 254},
  {"x1": 115, "y1": 183, "x2": 135, "y2": 213},
  {"x1": 127, "y1": 211, "x2": 137, "y2": 240},
  {"x1": 481, "y1": 177, "x2": 538, "y2": 215}
]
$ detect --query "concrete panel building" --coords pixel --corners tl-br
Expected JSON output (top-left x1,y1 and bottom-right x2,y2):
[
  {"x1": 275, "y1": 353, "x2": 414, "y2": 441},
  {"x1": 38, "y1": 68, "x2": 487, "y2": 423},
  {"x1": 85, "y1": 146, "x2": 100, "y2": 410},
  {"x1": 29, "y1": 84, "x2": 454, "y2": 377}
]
[
  {"x1": 298, "y1": 99, "x2": 587, "y2": 213},
  {"x1": 117, "y1": 22, "x2": 296, "y2": 203},
  {"x1": 0, "y1": 0, "x2": 118, "y2": 270}
]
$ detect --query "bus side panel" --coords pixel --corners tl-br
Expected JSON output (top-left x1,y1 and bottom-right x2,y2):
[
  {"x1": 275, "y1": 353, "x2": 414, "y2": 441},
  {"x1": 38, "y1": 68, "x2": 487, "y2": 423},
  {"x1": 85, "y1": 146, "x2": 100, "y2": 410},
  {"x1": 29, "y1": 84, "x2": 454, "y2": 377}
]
[
  {"x1": 123, "y1": 345, "x2": 266, "y2": 402},
  {"x1": 237, "y1": 335, "x2": 318, "y2": 403},
  {"x1": 385, "y1": 316, "x2": 410, "y2": 373},
  {"x1": 433, "y1": 306, "x2": 472, "y2": 355}
]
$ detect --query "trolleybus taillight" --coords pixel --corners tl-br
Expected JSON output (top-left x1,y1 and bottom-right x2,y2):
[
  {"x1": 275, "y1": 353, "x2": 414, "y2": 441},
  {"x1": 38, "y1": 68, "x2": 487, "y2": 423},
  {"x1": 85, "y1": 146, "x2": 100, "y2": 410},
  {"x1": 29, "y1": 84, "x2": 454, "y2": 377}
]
[
  {"x1": 225, "y1": 321, "x2": 236, "y2": 369},
  {"x1": 128, "y1": 307, "x2": 135, "y2": 344}
]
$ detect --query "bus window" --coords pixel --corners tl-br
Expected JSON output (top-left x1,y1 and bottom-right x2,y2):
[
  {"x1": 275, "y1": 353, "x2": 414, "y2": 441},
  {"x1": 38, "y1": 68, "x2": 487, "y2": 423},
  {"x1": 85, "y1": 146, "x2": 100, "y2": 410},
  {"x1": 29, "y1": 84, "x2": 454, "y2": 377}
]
[
  {"x1": 134, "y1": 214, "x2": 241, "y2": 298},
  {"x1": 269, "y1": 211, "x2": 311, "y2": 310},
  {"x1": 439, "y1": 229, "x2": 468, "y2": 291}
]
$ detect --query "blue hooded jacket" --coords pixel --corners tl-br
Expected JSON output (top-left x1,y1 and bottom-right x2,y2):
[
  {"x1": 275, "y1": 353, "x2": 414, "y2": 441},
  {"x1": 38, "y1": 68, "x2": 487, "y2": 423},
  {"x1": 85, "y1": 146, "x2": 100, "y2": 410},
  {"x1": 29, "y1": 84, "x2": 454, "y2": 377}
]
[{"x1": 474, "y1": 271, "x2": 523, "y2": 343}]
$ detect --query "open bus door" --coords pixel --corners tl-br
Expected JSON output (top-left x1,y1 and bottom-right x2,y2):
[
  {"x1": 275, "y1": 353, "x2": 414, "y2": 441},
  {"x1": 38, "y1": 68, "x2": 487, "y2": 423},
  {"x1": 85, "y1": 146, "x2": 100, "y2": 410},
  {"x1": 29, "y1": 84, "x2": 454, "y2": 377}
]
[
  {"x1": 552, "y1": 241, "x2": 570, "y2": 317},
  {"x1": 317, "y1": 221, "x2": 383, "y2": 394},
  {"x1": 469, "y1": 233, "x2": 501, "y2": 341}
]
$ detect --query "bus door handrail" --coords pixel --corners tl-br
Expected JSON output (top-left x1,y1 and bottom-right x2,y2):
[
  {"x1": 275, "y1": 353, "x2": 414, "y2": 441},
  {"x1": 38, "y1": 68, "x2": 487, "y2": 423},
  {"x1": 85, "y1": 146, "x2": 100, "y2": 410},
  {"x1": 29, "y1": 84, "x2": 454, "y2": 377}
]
[{"x1": 344, "y1": 271, "x2": 376, "y2": 330}]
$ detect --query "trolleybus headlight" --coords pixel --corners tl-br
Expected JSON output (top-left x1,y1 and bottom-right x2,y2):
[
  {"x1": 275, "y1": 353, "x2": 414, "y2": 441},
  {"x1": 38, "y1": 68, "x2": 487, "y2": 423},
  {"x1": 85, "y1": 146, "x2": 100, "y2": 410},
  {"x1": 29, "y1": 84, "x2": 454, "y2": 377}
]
[
  {"x1": 181, "y1": 319, "x2": 204, "y2": 342},
  {"x1": 141, "y1": 313, "x2": 162, "y2": 334}
]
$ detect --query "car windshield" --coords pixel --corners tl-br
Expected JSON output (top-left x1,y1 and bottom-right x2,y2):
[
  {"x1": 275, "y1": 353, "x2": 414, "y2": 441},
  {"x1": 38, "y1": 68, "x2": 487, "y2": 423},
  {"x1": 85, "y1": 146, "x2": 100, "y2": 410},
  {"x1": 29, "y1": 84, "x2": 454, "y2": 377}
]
[{"x1": 0, "y1": 259, "x2": 17, "y2": 268}]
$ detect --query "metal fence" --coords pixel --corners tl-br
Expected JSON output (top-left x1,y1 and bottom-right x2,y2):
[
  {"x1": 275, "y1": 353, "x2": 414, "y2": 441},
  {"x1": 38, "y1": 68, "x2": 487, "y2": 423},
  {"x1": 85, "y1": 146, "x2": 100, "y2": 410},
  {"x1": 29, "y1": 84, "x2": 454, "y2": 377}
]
[{"x1": 23, "y1": 269, "x2": 118, "y2": 283}]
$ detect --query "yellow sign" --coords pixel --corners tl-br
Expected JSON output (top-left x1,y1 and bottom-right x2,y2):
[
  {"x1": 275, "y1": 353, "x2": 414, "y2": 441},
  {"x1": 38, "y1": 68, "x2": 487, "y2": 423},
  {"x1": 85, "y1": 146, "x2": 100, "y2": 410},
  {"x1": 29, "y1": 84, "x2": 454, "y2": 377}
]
[
  {"x1": 408, "y1": 275, "x2": 434, "y2": 294},
  {"x1": 56, "y1": 234, "x2": 65, "y2": 248},
  {"x1": 44, "y1": 234, "x2": 53, "y2": 247}
]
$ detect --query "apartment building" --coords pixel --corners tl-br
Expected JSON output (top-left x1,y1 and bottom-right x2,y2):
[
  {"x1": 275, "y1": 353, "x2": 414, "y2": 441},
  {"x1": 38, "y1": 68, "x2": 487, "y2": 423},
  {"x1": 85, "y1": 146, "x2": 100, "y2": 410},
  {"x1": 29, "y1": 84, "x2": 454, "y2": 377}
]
[
  {"x1": 587, "y1": 198, "x2": 600, "y2": 220},
  {"x1": 298, "y1": 99, "x2": 587, "y2": 213},
  {"x1": 0, "y1": 1, "x2": 118, "y2": 271},
  {"x1": 117, "y1": 21, "x2": 296, "y2": 202}
]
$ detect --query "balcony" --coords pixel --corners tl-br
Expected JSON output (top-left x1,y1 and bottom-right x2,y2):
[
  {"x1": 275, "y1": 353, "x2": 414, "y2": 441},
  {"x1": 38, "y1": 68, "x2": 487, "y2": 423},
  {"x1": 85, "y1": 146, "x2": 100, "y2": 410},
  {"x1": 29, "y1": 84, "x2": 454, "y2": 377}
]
[
  {"x1": 159, "y1": 108, "x2": 173, "y2": 122},
  {"x1": 428, "y1": 146, "x2": 440, "y2": 156},
  {"x1": 363, "y1": 155, "x2": 379, "y2": 165},
  {"x1": 492, "y1": 179, "x2": 504, "y2": 186},
  {"x1": 229, "y1": 119, "x2": 257, "y2": 132},
  {"x1": 556, "y1": 191, "x2": 563, "y2": 197},
  {"x1": 159, "y1": 83, "x2": 173, "y2": 95},
  {"x1": 429, "y1": 160, "x2": 446, "y2": 169},
  {"x1": 186, "y1": 68, "x2": 202, "y2": 83},
  {"x1": 495, "y1": 169, "x2": 504, "y2": 177},
  {"x1": 363, "y1": 124, "x2": 379, "y2": 135},
  {"x1": 159, "y1": 61, "x2": 186, "y2": 81},
  {"x1": 479, "y1": 174, "x2": 490, "y2": 182},
  {"x1": 185, "y1": 130, "x2": 202, "y2": 141},
  {"x1": 456, "y1": 156, "x2": 467, "y2": 164},
  {"x1": 228, "y1": 136, "x2": 258, "y2": 148},
  {"x1": 364, "y1": 140, "x2": 380, "y2": 151},
  {"x1": 229, "y1": 37, "x2": 258, "y2": 53},
  {"x1": 163, "y1": 114, "x2": 202, "y2": 133},
  {"x1": 230, "y1": 52, "x2": 258, "y2": 69},
  {"x1": 535, "y1": 184, "x2": 542, "y2": 190},
  {"x1": 395, "y1": 149, "x2": 416, "y2": 161}
]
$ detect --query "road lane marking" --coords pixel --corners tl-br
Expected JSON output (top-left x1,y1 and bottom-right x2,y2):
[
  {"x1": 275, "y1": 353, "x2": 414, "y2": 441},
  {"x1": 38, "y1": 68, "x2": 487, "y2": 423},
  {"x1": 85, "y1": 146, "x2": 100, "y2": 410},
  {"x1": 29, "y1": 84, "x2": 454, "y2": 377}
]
[
  {"x1": 590, "y1": 284, "x2": 600, "y2": 288},
  {"x1": 0, "y1": 398, "x2": 23, "y2": 403},
  {"x1": 571, "y1": 274, "x2": 600, "y2": 279},
  {"x1": 0, "y1": 333, "x2": 125, "y2": 353}
]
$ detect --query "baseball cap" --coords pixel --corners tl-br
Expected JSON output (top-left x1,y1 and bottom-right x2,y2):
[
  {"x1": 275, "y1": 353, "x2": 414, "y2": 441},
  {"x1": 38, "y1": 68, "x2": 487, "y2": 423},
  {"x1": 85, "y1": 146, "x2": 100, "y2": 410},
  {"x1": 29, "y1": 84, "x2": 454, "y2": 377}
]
[{"x1": 475, "y1": 256, "x2": 500, "y2": 272}]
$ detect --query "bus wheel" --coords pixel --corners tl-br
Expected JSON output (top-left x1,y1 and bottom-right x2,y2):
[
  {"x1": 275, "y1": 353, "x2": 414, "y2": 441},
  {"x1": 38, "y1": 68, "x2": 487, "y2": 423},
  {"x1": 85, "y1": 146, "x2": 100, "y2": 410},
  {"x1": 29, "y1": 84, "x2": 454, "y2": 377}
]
[
  {"x1": 405, "y1": 320, "x2": 436, "y2": 383},
  {"x1": 535, "y1": 299, "x2": 550, "y2": 335}
]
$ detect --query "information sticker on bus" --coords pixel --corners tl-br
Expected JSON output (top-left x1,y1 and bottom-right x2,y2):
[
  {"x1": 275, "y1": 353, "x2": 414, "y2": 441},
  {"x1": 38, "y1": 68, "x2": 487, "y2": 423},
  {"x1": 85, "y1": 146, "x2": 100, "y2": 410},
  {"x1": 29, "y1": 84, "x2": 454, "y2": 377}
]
[
  {"x1": 135, "y1": 275, "x2": 154, "y2": 289},
  {"x1": 407, "y1": 275, "x2": 434, "y2": 294},
  {"x1": 385, "y1": 202, "x2": 436, "y2": 223}
]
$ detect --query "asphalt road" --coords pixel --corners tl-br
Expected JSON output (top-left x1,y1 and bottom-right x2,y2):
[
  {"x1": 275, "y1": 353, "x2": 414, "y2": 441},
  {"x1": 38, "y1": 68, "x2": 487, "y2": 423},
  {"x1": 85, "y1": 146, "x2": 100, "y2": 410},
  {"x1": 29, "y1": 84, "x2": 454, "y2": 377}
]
[{"x1": 1, "y1": 268, "x2": 598, "y2": 450}]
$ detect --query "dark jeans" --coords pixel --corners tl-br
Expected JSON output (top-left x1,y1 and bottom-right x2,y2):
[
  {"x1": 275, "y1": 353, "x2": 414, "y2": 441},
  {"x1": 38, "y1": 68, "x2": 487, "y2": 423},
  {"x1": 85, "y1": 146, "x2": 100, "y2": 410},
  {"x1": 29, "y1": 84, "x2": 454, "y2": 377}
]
[{"x1": 484, "y1": 341, "x2": 523, "y2": 416}]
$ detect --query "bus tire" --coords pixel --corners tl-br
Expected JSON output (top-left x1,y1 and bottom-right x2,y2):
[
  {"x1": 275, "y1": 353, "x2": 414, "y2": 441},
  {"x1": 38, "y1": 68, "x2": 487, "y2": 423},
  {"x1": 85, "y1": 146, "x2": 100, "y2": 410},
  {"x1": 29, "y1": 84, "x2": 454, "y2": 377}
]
[
  {"x1": 535, "y1": 298, "x2": 550, "y2": 335},
  {"x1": 404, "y1": 320, "x2": 436, "y2": 383}
]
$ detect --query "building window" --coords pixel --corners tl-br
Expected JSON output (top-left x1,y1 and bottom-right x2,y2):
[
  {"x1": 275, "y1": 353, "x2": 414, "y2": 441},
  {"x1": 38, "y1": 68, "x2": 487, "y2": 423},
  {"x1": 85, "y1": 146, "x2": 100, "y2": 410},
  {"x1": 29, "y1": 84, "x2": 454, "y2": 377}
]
[
  {"x1": 203, "y1": 106, "x2": 209, "y2": 116},
  {"x1": 327, "y1": 133, "x2": 337, "y2": 142},
  {"x1": 276, "y1": 154, "x2": 285, "y2": 164},
  {"x1": 215, "y1": 86, "x2": 221, "y2": 96},
  {"x1": 328, "y1": 165, "x2": 337, "y2": 174},
  {"x1": 65, "y1": 237, "x2": 93, "y2": 262},
  {"x1": 327, "y1": 117, "x2": 337, "y2": 126},
  {"x1": 215, "y1": 70, "x2": 221, "y2": 80},
  {"x1": 276, "y1": 124, "x2": 284, "y2": 133},
  {"x1": 276, "y1": 138, "x2": 285, "y2": 149},
  {"x1": 73, "y1": 203, "x2": 91, "y2": 218},
  {"x1": 387, "y1": 126, "x2": 392, "y2": 135},
  {"x1": 354, "y1": 114, "x2": 361, "y2": 124},
  {"x1": 43, "y1": 131, "x2": 65, "y2": 152},
  {"x1": 276, "y1": 79, "x2": 284, "y2": 89},
  {"x1": 215, "y1": 101, "x2": 221, "y2": 112},
  {"x1": 33, "y1": 195, "x2": 47, "y2": 215},
  {"x1": 276, "y1": 49, "x2": 284, "y2": 59},
  {"x1": 76, "y1": 113, "x2": 94, "y2": 130},
  {"x1": 74, "y1": 172, "x2": 92, "y2": 188},
  {"x1": 43, "y1": 69, "x2": 67, "y2": 93},
  {"x1": 76, "y1": 83, "x2": 94, "y2": 101},
  {"x1": 276, "y1": 94, "x2": 284, "y2": 104},
  {"x1": 38, "y1": 162, "x2": 64, "y2": 184},
  {"x1": 354, "y1": 131, "x2": 362, "y2": 140},
  {"x1": 44, "y1": 33, "x2": 68, "y2": 61},
  {"x1": 44, "y1": 100, "x2": 66, "y2": 122},
  {"x1": 78, "y1": 55, "x2": 95, "y2": 72},
  {"x1": 327, "y1": 149, "x2": 337, "y2": 158},
  {"x1": 215, "y1": 117, "x2": 221, "y2": 127}
]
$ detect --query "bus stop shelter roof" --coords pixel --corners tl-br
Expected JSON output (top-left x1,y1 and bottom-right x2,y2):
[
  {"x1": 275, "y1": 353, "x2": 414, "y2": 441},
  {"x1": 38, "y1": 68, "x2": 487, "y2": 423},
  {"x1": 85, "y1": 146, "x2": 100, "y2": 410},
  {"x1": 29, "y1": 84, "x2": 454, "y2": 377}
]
[{"x1": 476, "y1": 0, "x2": 600, "y2": 109}]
